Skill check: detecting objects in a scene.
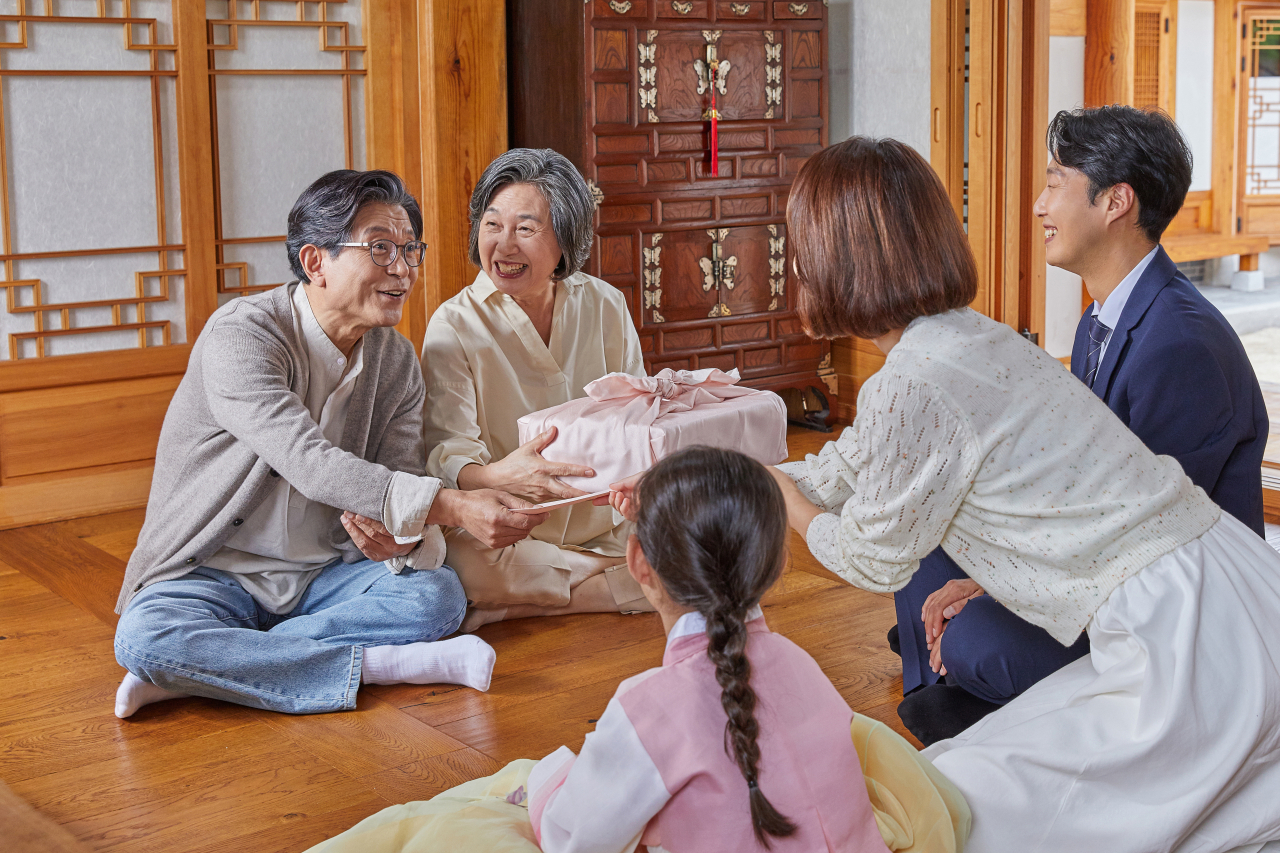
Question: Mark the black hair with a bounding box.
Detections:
[635,446,796,848]
[285,169,423,282]
[1046,105,1192,243]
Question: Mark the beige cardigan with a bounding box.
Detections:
[116,284,433,613]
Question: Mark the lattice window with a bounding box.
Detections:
[0,0,183,359]
[1133,10,1161,111]
[1246,18,1280,195]
[208,0,365,305]
[0,0,367,360]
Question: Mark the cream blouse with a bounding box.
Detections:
[422,270,645,556]
[780,308,1219,645]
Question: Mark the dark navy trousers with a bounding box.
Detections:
[894,548,1090,702]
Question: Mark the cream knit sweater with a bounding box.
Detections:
[781,308,1219,644]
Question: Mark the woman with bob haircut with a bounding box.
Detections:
[766,137,1280,852]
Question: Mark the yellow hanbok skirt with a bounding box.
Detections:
[306,713,970,853]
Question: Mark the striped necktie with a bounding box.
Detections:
[1084,314,1111,389]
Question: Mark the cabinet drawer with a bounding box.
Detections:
[718,1,765,19]
[772,0,821,18]
[594,0,648,18]
[658,0,710,18]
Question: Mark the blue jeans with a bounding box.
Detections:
[894,548,1089,702]
[114,559,467,714]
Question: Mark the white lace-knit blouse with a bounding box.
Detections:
[779,308,1219,644]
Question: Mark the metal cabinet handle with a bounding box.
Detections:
[788,2,809,14]
[609,0,633,13]
[731,2,751,14]
[672,0,693,13]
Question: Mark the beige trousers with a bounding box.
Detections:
[443,528,650,612]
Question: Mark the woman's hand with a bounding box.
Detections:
[921,578,985,647]
[341,512,418,563]
[456,427,594,503]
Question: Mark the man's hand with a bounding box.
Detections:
[921,577,985,646]
[930,623,948,675]
[341,512,417,563]
[427,488,548,549]
[456,427,594,503]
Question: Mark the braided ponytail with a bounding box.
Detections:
[635,447,797,848]
[705,607,798,847]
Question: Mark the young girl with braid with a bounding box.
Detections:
[523,446,964,853]
[308,446,968,853]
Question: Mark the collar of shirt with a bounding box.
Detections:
[470,270,585,385]
[666,605,766,651]
[292,283,364,416]
[1091,245,1159,328]
[470,269,585,302]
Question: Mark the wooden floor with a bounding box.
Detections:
[0,427,915,853]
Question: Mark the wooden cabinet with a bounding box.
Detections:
[507,0,836,427]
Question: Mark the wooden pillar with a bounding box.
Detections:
[931,0,1048,337]
[1085,0,1136,107]
[366,0,427,350]
[417,0,509,331]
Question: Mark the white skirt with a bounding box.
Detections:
[924,512,1280,853]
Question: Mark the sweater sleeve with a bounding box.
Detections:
[796,372,982,592]
[200,316,419,524]
[529,694,669,853]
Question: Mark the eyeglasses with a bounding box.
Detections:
[338,239,427,268]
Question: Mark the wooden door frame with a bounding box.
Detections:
[931,0,1049,342]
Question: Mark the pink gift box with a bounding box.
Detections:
[517,368,788,493]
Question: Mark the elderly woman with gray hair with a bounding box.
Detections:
[422,148,651,630]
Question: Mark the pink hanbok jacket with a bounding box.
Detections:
[527,610,891,853]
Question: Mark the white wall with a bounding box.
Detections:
[1044,36,1087,357]
[827,0,931,156]
[1177,0,1215,192]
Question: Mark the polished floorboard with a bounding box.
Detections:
[0,426,916,852]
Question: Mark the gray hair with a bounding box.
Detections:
[468,148,594,280]
[286,169,423,282]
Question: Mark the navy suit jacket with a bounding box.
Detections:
[1071,246,1268,535]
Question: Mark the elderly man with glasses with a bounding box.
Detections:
[111,169,546,718]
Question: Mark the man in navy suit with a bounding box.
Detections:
[894,105,1268,746]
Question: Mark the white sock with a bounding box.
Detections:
[114,672,188,719]
[362,635,496,692]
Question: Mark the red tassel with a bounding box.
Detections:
[709,73,719,176]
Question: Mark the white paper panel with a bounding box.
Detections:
[159,75,182,244]
[1248,78,1280,195]
[5,76,161,254]
[1176,1,1215,192]
[215,75,348,239]
[222,239,292,291]
[211,0,361,70]
[0,252,187,359]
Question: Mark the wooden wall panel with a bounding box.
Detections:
[832,337,886,423]
[0,376,180,483]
